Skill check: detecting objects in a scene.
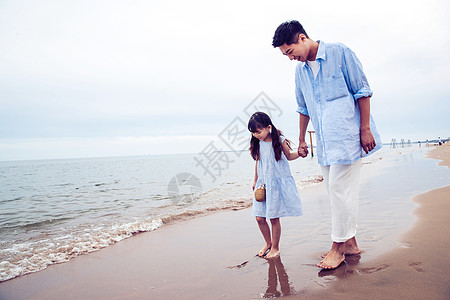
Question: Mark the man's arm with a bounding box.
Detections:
[358,96,376,154]
[298,113,310,157]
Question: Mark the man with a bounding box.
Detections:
[272,20,382,269]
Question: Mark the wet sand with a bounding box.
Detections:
[0,145,449,299]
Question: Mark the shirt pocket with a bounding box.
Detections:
[324,74,348,101]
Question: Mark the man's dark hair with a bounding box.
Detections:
[272,20,309,47]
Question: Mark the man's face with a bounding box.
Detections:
[278,34,309,62]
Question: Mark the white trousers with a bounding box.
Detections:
[320,159,361,243]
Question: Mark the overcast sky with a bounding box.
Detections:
[0,0,449,161]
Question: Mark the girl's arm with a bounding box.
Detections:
[252,161,258,191]
[282,140,300,161]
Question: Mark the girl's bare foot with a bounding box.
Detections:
[258,244,272,257]
[265,248,280,259]
[318,251,345,269]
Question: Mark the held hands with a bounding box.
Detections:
[297,141,309,158]
[361,128,376,154]
[252,180,256,191]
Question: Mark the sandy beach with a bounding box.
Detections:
[0,145,449,300]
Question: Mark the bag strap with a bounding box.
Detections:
[262,146,272,185]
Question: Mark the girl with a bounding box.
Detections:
[248,112,303,259]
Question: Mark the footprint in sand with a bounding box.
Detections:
[358,264,389,274]
[408,262,424,272]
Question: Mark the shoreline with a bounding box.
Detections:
[0,145,448,299]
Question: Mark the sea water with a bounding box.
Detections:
[0,145,417,281]
[0,148,325,281]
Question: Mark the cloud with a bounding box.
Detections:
[0,0,449,160]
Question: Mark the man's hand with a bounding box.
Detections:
[297,141,309,158]
[361,128,376,154]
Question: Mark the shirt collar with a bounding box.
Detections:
[301,40,326,68]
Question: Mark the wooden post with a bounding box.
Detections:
[308,130,315,157]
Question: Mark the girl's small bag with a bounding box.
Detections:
[254,149,271,202]
[254,184,266,202]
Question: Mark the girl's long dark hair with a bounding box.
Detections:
[248,112,289,161]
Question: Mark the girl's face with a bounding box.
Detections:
[252,125,272,142]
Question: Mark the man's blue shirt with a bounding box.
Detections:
[295,41,382,166]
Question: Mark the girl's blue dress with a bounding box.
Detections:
[252,137,303,219]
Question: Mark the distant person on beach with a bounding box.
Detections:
[248,112,303,259]
[438,137,442,145]
[272,20,382,269]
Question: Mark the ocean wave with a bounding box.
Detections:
[0,216,73,232]
[0,218,163,282]
[161,200,251,224]
[297,174,323,189]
